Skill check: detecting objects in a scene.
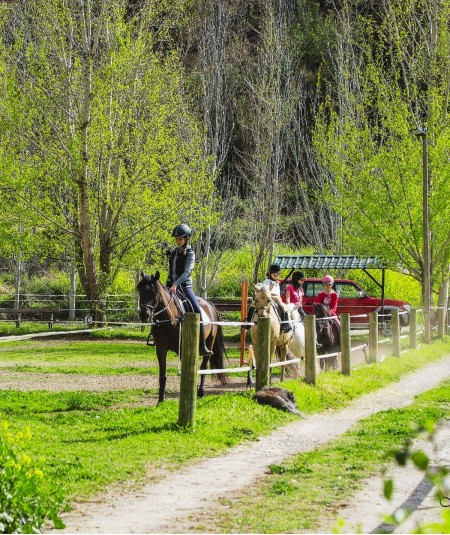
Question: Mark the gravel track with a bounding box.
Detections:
[41,354,450,534]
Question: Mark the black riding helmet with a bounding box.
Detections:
[171,223,192,238]
[268,264,281,275]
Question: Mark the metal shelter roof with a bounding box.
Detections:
[273,255,386,270]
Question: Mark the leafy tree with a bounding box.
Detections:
[314,0,450,338]
[0,0,214,322]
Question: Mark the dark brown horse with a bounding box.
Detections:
[137,271,226,402]
[314,303,341,371]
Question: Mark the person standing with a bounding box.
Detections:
[285,271,307,318]
[167,223,213,356]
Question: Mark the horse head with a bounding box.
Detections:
[314,302,331,318]
[253,283,272,317]
[137,271,162,322]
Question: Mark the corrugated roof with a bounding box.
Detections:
[274,255,385,270]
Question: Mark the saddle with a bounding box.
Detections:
[174,289,192,315]
[173,288,211,326]
[271,302,292,333]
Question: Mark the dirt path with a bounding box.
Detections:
[323,421,450,534]
[45,354,450,534]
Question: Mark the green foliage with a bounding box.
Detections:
[109,270,136,295]
[345,269,422,307]
[0,0,216,309]
[28,271,68,298]
[207,244,315,296]
[384,416,450,533]
[313,0,450,296]
[0,421,64,533]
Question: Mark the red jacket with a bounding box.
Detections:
[316,291,338,316]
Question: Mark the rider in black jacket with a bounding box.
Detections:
[167,224,213,356]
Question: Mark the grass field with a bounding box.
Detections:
[0,322,449,531]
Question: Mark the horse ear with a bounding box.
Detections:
[155,271,160,281]
[140,270,145,280]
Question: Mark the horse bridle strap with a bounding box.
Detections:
[255,305,270,317]
[143,291,177,322]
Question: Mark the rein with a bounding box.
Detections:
[142,290,178,323]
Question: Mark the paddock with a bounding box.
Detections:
[2,302,446,425]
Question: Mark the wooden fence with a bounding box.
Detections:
[177,307,448,429]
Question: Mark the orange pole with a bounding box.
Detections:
[240,280,249,366]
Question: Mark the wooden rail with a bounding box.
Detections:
[209,298,243,311]
[0,308,59,329]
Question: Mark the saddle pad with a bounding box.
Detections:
[200,307,211,326]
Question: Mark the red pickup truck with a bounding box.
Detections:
[283,278,411,328]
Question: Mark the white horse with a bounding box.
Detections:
[285,303,305,378]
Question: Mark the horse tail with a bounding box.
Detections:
[211,324,227,385]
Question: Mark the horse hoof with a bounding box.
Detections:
[197,389,205,398]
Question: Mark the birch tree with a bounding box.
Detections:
[0,0,213,322]
[238,0,299,281]
[314,0,450,339]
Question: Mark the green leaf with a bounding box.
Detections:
[411,450,429,471]
[384,478,394,500]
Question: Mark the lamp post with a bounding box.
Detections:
[414,127,431,343]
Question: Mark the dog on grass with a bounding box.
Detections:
[253,386,306,418]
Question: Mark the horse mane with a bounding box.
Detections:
[254,283,271,299]
[154,279,180,324]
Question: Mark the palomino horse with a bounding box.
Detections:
[250,284,293,374]
[314,302,341,371]
[137,272,226,402]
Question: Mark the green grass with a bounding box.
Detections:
[0,332,449,522]
[182,381,450,533]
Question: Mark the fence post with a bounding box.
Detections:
[69,265,77,321]
[409,308,417,349]
[178,313,199,429]
[255,316,271,391]
[240,280,249,366]
[304,314,317,385]
[437,307,445,339]
[340,313,351,375]
[392,309,401,357]
[368,312,378,363]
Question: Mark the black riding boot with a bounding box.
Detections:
[244,306,255,330]
[199,322,213,356]
[281,309,292,333]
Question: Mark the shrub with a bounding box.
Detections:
[0,421,64,533]
[27,271,69,308]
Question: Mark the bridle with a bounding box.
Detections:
[254,289,273,318]
[140,284,176,324]
[315,305,332,333]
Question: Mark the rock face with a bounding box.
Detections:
[252,386,306,418]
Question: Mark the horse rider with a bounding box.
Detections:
[316,274,340,329]
[284,270,307,318]
[166,223,213,356]
[261,264,292,333]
